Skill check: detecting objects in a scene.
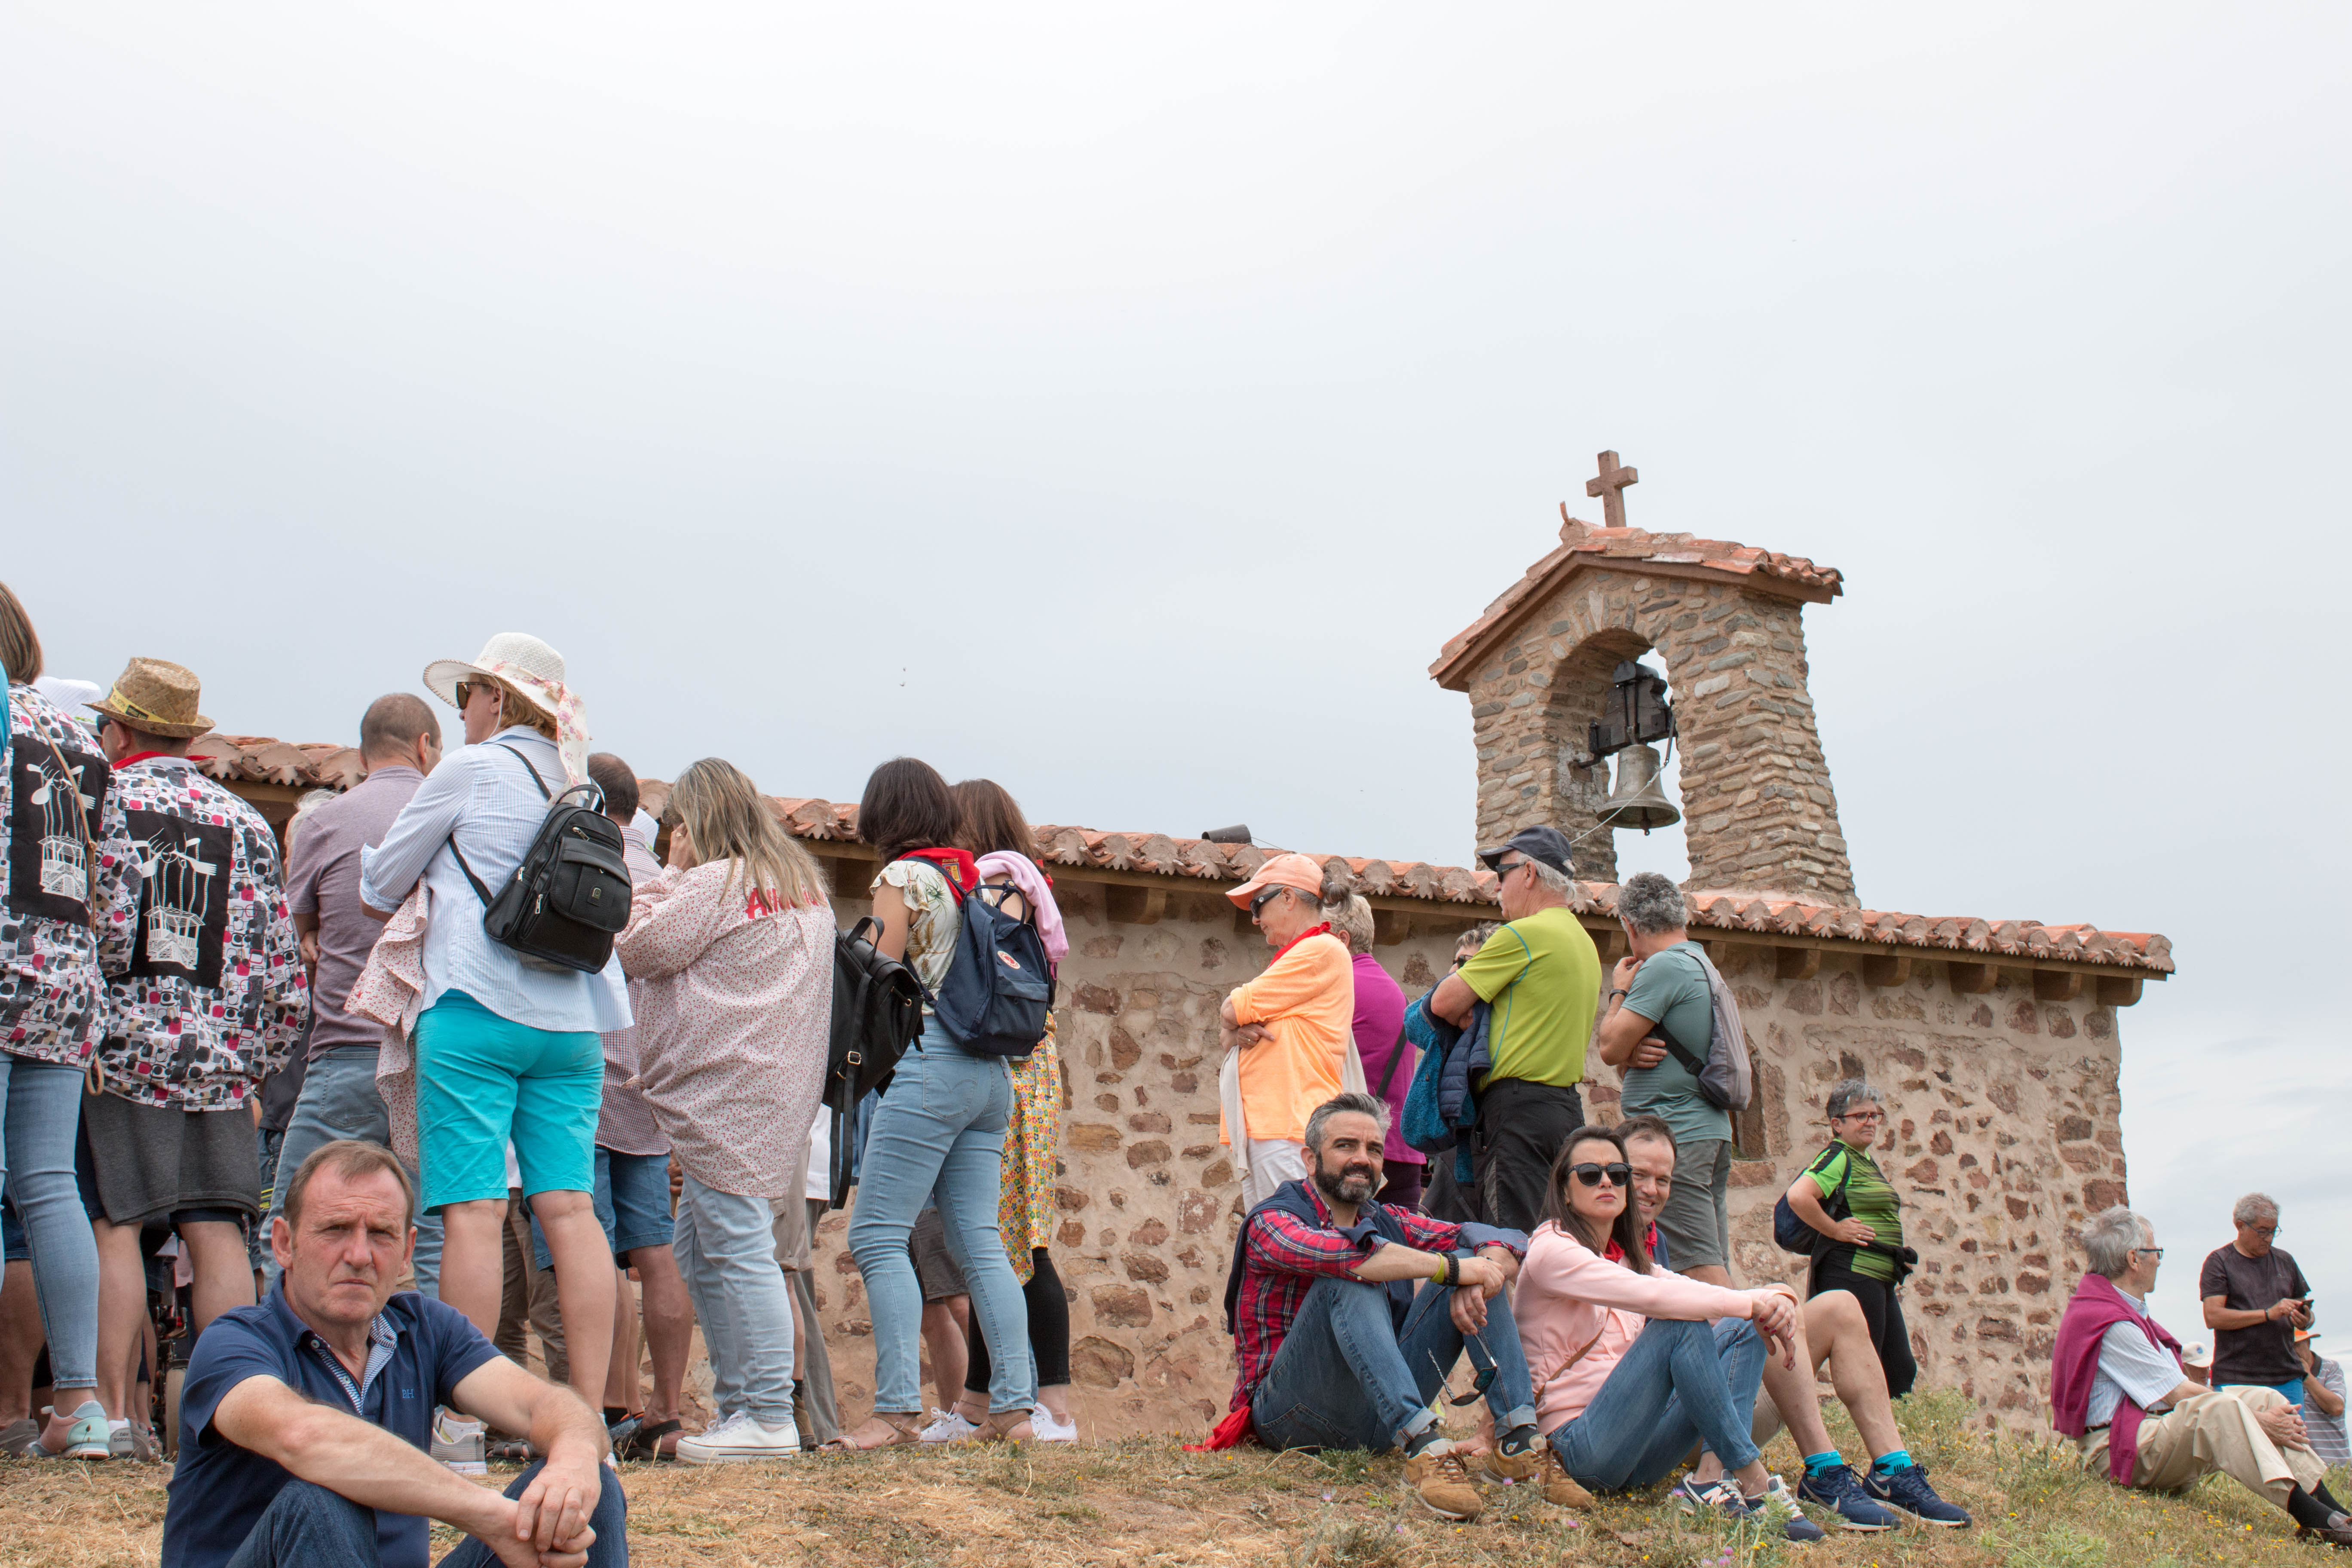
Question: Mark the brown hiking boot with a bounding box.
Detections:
[2296,1514,2352,1549]
[1477,1442,1592,1508]
[1404,1438,1485,1521]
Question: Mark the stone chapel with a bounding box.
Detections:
[207,462,2170,1433]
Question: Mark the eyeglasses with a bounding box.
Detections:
[2133,1247,2165,1261]
[2247,1224,2280,1238]
[1565,1162,1632,1188]
[1833,1109,1885,1124]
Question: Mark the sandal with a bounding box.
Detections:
[971,1409,1035,1444]
[821,1412,925,1452]
[612,1417,682,1464]
[486,1436,535,1464]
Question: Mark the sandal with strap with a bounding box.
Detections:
[972,1409,1035,1444]
[612,1416,682,1464]
[821,1412,925,1452]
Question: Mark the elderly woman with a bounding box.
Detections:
[618,757,833,1463]
[360,633,626,1411]
[1333,895,1420,1210]
[2053,1205,2352,1544]
[1784,1078,1916,1397]
[1217,852,1354,1208]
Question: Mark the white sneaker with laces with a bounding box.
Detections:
[918,1408,981,1444]
[677,1411,802,1464]
[1030,1408,1078,1442]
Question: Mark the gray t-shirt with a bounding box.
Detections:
[2309,1357,2350,1464]
[1619,941,1733,1148]
[284,765,423,1056]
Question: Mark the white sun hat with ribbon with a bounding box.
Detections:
[423,632,591,786]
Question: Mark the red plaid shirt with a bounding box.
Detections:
[1229,1183,1525,1410]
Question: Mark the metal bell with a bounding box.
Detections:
[1600,744,1680,833]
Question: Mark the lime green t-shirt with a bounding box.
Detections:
[1456,905,1601,1090]
[1807,1142,1904,1283]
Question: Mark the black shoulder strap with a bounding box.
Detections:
[444,741,551,907]
[1646,946,1712,1076]
[1375,1020,1412,1101]
[490,741,553,800]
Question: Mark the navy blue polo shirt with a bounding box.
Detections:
[162,1283,502,1568]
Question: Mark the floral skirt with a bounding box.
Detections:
[998,1024,1062,1281]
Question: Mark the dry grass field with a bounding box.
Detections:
[2,1394,2342,1567]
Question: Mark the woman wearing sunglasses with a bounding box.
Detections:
[1512,1126,1826,1541]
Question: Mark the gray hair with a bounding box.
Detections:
[285,788,338,855]
[1455,921,1499,956]
[2082,1204,2153,1279]
[1303,1092,1391,1153]
[1327,893,1375,956]
[1617,871,1687,935]
[1825,1078,1883,1121]
[2234,1193,2280,1227]
[1528,859,1575,900]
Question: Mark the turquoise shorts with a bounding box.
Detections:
[413,989,601,1212]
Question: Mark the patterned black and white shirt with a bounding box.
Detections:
[98,756,304,1110]
[1,685,137,1066]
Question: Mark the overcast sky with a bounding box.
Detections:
[6,5,2346,1341]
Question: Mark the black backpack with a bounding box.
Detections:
[448,742,631,974]
[921,868,1055,1059]
[821,916,927,1206]
[1773,1144,1853,1254]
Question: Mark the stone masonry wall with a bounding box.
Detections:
[805,883,2125,1436]
[1465,572,1856,902]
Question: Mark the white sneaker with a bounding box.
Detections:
[676,1411,802,1464]
[1030,1407,1078,1443]
[918,1408,981,1444]
[432,1410,488,1475]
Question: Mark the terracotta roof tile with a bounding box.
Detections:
[1431,514,1844,689]
[189,732,2170,974]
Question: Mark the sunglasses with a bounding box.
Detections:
[1249,886,1292,918]
[1566,1162,1632,1188]
[454,680,492,708]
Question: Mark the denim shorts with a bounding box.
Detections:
[413,989,600,1210]
[532,1147,677,1269]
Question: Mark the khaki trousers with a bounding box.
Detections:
[2086,1388,2326,1508]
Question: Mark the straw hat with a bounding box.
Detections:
[86,658,214,738]
[422,633,567,719]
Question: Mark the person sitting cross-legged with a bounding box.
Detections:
[159,1139,626,1568]
[1224,1092,1572,1522]
[2053,1204,2352,1549]
[1616,1114,1969,1532]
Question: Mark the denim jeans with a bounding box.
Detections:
[673,1174,796,1425]
[222,1460,629,1567]
[275,1046,442,1295]
[0,1055,99,1387]
[1549,1316,1765,1490]
[847,1044,1034,1415]
[1251,1274,1539,1452]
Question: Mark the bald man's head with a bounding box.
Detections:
[359,693,441,765]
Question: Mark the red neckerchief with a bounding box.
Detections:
[1269,922,1333,963]
[116,750,178,767]
[1603,1222,1661,1265]
[894,848,979,903]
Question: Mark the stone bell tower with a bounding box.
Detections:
[1428,453,1857,903]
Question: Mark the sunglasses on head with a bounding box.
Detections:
[1566,1162,1632,1188]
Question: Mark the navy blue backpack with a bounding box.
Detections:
[915,861,1055,1058]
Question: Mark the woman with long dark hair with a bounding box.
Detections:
[1512,1126,1824,1539]
[833,759,1035,1449]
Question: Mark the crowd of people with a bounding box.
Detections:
[0,580,2330,1559]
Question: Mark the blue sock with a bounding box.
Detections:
[1803,1451,1842,1478]
[1871,1449,1913,1476]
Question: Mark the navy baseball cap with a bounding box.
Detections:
[1476,825,1575,879]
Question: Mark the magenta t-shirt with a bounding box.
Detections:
[1350,952,1421,1165]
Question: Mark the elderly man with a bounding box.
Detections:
[1218,852,1352,1207]
[1224,1093,1559,1522]
[281,694,445,1294]
[1618,1115,1970,1531]
[1427,825,1600,1232]
[160,1139,626,1568]
[1594,872,1735,1286]
[2052,1205,2352,1547]
[2202,1193,2314,1408]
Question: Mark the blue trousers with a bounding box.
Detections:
[274,1046,442,1295]
[1549,1316,1766,1490]
[1250,1274,1539,1452]
[223,1459,628,1568]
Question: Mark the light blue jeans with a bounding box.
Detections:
[673,1175,795,1425]
[273,1046,441,1296]
[848,1044,1035,1415]
[0,1055,99,1387]
[1549,1316,1766,1491]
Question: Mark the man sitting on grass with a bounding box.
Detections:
[2053,1204,2352,1549]
[160,1140,627,1568]
[1222,1092,1567,1523]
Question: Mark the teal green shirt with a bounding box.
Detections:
[1807,1141,1904,1282]
[1618,942,1733,1148]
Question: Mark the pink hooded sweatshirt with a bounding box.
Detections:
[1516,1219,1765,1431]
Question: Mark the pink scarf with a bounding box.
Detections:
[976,849,1067,966]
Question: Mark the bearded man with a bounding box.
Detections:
[1218,1092,1553,1522]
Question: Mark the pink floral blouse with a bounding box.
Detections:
[615,861,833,1197]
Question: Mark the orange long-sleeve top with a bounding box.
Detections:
[1221,930,1353,1146]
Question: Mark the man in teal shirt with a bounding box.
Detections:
[1594,873,1735,1284]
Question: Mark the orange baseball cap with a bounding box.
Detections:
[1225,851,1326,910]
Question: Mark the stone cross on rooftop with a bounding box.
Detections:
[1585,449,1638,528]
